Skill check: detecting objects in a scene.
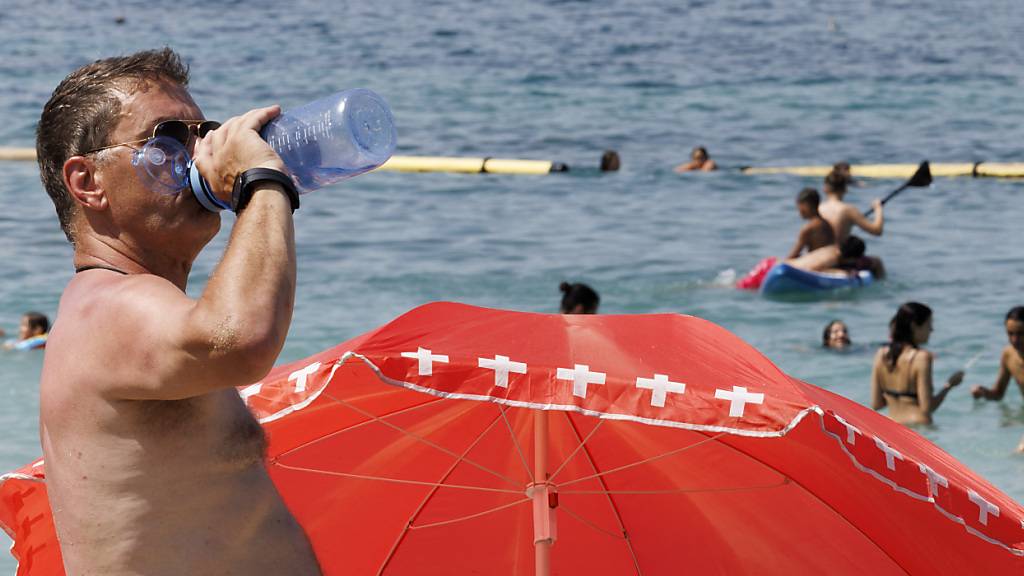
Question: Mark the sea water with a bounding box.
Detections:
[2,0,1024,570]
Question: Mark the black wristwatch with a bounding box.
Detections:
[231,168,300,214]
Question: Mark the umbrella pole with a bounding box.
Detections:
[534,410,551,576]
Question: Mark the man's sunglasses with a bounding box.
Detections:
[83,119,221,155]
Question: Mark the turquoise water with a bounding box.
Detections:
[3,0,1024,570]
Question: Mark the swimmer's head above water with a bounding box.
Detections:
[560,282,600,314]
[822,319,851,349]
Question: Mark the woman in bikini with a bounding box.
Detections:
[870,302,964,426]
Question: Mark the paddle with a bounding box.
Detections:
[864,160,931,217]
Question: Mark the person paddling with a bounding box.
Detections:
[819,170,883,244]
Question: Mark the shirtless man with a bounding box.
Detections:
[818,170,883,244]
[970,307,1024,402]
[36,49,320,574]
[674,146,717,172]
[786,187,835,259]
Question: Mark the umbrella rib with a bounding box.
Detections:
[561,412,644,576]
[271,462,523,494]
[559,503,627,540]
[376,410,517,576]
[498,404,535,483]
[323,392,524,489]
[406,498,532,531]
[690,431,915,576]
[558,480,790,495]
[548,418,604,482]
[275,395,448,460]
[557,431,729,488]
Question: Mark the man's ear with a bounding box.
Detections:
[63,155,108,211]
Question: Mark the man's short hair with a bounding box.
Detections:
[796,187,820,209]
[36,48,190,243]
[23,311,49,334]
[824,170,848,194]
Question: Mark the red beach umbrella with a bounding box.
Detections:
[3,302,1023,575]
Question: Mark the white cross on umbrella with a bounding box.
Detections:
[478,354,528,388]
[873,437,904,471]
[635,374,686,407]
[714,386,764,418]
[556,364,606,398]
[968,490,1000,526]
[401,347,449,376]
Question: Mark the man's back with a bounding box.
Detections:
[820,196,883,244]
[41,273,321,575]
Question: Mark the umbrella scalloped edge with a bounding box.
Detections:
[304,350,1024,558]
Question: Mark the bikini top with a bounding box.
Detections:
[882,348,919,400]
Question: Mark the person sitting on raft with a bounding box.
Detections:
[823,319,851,350]
[674,146,717,173]
[970,306,1024,402]
[2,311,49,350]
[786,187,835,259]
[785,235,886,279]
[870,302,964,426]
[560,282,600,314]
[819,170,883,244]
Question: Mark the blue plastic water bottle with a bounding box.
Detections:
[135,89,397,212]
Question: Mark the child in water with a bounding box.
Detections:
[2,311,49,350]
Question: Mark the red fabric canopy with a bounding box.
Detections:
[3,302,1022,574]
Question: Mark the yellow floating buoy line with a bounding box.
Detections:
[5,145,1024,178]
[0,147,35,161]
[0,148,570,175]
[741,162,1024,179]
[379,155,568,175]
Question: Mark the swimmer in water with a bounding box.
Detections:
[674,146,717,173]
[870,302,964,426]
[600,150,621,172]
[970,306,1024,403]
[823,319,851,350]
[560,282,600,314]
[2,311,49,350]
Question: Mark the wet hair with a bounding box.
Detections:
[559,282,600,314]
[839,235,865,259]
[37,48,190,243]
[600,150,620,172]
[23,311,49,334]
[692,146,709,159]
[833,161,851,175]
[886,302,932,370]
[796,187,820,209]
[822,319,848,348]
[1006,306,1024,323]
[824,170,848,194]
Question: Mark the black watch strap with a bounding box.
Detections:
[231,168,300,214]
